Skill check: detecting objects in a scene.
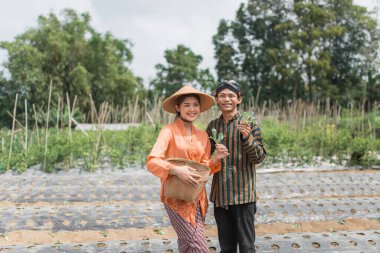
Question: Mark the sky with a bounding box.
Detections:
[0,0,377,86]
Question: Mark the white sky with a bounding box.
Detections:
[0,0,377,86]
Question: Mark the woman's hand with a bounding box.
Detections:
[170,165,201,187]
[212,144,229,164]
[237,123,251,139]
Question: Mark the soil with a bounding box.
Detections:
[1,168,378,251]
[1,218,378,245]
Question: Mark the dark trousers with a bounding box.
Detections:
[214,202,257,253]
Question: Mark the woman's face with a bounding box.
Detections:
[175,96,201,122]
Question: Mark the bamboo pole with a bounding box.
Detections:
[350,101,354,131]
[361,100,365,133]
[7,93,18,171]
[255,85,261,108]
[89,94,99,123]
[6,111,24,129]
[33,104,40,146]
[132,95,139,123]
[302,109,306,131]
[56,96,61,130]
[43,80,53,171]
[72,95,78,120]
[1,137,4,155]
[66,93,73,167]
[24,99,28,156]
[368,119,373,139]
[93,101,108,170]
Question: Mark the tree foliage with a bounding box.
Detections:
[150,44,215,97]
[213,0,380,104]
[0,9,142,114]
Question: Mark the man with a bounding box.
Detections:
[207,80,266,253]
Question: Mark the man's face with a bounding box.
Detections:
[215,88,242,113]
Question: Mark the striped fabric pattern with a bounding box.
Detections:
[164,203,209,253]
[207,112,266,208]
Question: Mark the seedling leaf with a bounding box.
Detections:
[241,111,256,124]
[209,128,224,144]
[217,133,224,142]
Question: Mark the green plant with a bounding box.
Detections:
[0,233,9,241]
[209,128,224,144]
[101,230,108,238]
[0,97,378,173]
[241,112,256,124]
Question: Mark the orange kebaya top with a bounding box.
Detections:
[146,118,221,226]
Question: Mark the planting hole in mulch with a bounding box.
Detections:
[349,240,358,246]
[292,243,300,248]
[271,244,280,250]
[368,239,376,245]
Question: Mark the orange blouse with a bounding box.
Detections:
[146,118,221,226]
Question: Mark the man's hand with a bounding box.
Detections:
[237,123,251,139]
[212,144,229,164]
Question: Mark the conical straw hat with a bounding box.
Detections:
[162,85,215,114]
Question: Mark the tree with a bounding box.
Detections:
[0,74,23,127]
[214,0,296,103]
[150,45,215,97]
[325,0,379,103]
[213,0,379,104]
[290,0,342,102]
[0,9,142,112]
[213,19,240,83]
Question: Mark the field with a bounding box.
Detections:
[0,99,379,252]
[0,165,379,252]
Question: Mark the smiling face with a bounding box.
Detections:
[215,88,242,113]
[175,95,201,122]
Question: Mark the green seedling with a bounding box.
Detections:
[291,223,301,229]
[154,228,165,235]
[0,233,9,241]
[241,112,256,124]
[210,128,224,144]
[101,230,108,237]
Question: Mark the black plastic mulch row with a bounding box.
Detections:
[1,170,378,189]
[0,230,378,253]
[0,198,378,233]
[1,181,379,203]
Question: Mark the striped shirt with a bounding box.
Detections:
[206,112,266,207]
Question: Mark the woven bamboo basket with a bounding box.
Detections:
[163,158,210,202]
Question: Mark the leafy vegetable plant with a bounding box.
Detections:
[210,128,224,144]
[241,112,256,124]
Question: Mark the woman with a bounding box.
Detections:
[147,85,229,253]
